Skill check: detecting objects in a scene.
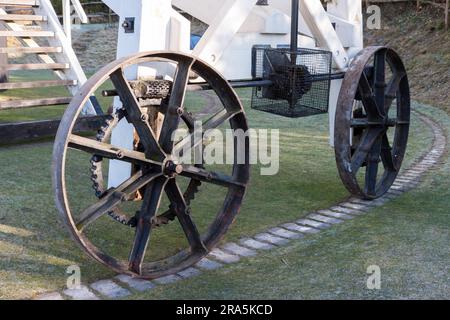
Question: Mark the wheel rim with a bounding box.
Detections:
[53,51,250,278]
[335,46,410,200]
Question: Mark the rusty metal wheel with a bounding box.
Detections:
[335,46,410,200]
[53,51,250,278]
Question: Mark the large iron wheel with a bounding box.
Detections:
[53,51,250,278]
[335,46,410,199]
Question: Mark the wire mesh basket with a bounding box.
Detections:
[251,47,333,118]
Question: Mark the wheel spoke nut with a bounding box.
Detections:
[164,160,183,177]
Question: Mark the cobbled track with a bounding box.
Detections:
[35,111,447,300]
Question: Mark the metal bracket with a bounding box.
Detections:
[122,17,135,33]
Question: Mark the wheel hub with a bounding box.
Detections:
[162,159,183,178]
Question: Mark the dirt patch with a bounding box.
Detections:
[364,2,450,114]
[72,26,118,73]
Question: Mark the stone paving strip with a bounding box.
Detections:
[208,248,241,264]
[268,227,304,239]
[307,213,344,225]
[195,258,223,270]
[254,233,290,246]
[280,223,320,234]
[239,238,275,250]
[296,218,331,229]
[90,279,131,299]
[177,267,202,279]
[317,210,354,220]
[35,112,447,300]
[222,243,258,257]
[62,285,99,300]
[115,274,155,292]
[153,274,182,285]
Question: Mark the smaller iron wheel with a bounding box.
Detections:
[335,46,410,199]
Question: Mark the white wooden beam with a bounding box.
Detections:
[299,0,348,70]
[193,0,258,66]
[327,0,363,49]
[71,0,88,24]
[62,0,71,43]
[172,0,222,25]
[37,0,95,114]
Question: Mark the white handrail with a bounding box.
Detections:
[62,0,88,43]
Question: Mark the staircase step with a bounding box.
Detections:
[0,63,69,71]
[0,0,39,6]
[0,14,47,21]
[0,30,54,37]
[0,46,62,54]
[0,97,72,110]
[0,79,77,90]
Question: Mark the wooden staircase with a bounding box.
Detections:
[0,0,97,114]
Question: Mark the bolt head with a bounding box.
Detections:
[141,114,149,122]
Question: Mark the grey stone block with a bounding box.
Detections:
[153,274,182,285]
[280,223,320,234]
[222,242,257,257]
[308,213,343,224]
[63,285,99,300]
[91,279,131,298]
[208,248,240,264]
[254,233,290,246]
[329,206,365,215]
[340,202,370,211]
[296,218,331,229]
[391,184,405,190]
[115,274,155,292]
[196,258,224,270]
[268,227,303,239]
[317,210,354,220]
[239,238,275,250]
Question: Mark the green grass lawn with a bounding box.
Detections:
[0,77,444,299]
[126,103,448,300]
[0,71,114,123]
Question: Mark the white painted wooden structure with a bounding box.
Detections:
[101,0,364,186]
[62,0,88,43]
[0,0,95,114]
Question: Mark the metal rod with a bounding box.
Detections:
[290,0,300,52]
[101,73,346,98]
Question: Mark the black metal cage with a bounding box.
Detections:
[251,47,333,118]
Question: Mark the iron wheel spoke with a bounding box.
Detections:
[172,109,242,156]
[159,58,196,154]
[110,68,165,161]
[76,171,162,231]
[358,72,383,121]
[380,133,396,171]
[180,165,245,189]
[364,137,382,196]
[165,179,207,253]
[373,50,386,116]
[181,112,196,132]
[68,134,159,166]
[350,127,384,174]
[385,71,406,111]
[129,176,168,274]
